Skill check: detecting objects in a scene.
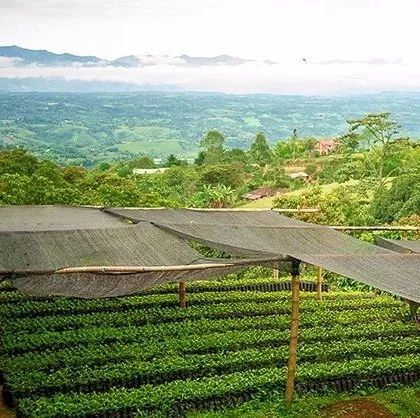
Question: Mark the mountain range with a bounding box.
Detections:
[0,45,278,92]
[0,45,263,68]
[0,46,414,94]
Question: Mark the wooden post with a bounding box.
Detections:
[273,262,280,280]
[178,281,186,308]
[316,266,323,301]
[407,300,419,323]
[285,259,301,407]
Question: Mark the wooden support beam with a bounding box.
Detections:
[316,266,323,301]
[285,259,301,407]
[178,281,186,308]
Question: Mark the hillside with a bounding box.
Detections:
[1,92,420,166]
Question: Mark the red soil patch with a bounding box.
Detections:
[322,399,396,418]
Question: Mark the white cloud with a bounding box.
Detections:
[0,56,23,67]
[1,0,420,93]
[0,57,419,94]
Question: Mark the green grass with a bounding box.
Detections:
[114,126,178,142]
[243,116,262,129]
[189,383,420,418]
[241,196,277,208]
[118,139,184,155]
[240,180,361,209]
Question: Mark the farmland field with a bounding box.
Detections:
[118,139,186,155]
[0,276,419,417]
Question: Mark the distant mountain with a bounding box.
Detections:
[177,54,253,66]
[0,45,260,68]
[111,54,184,67]
[111,55,142,67]
[0,45,106,67]
[0,46,273,92]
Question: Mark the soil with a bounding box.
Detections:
[322,399,396,418]
[0,386,13,418]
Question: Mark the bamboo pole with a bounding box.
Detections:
[0,256,290,276]
[108,207,321,213]
[316,266,323,301]
[190,208,320,213]
[330,226,420,231]
[285,259,301,407]
[178,281,186,308]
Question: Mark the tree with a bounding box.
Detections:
[34,161,65,186]
[371,173,420,223]
[97,162,111,172]
[274,138,306,162]
[128,156,155,169]
[304,137,317,158]
[0,149,39,176]
[200,130,225,164]
[249,132,273,166]
[338,113,406,184]
[166,154,182,167]
[194,151,206,166]
[199,163,245,189]
[62,166,87,184]
[291,128,298,160]
[262,165,290,188]
[224,148,248,164]
[191,184,235,208]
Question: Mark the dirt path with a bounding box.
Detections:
[322,399,396,418]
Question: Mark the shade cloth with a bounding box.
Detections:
[106,208,420,303]
[0,207,283,298]
[2,206,420,302]
[0,205,126,232]
[375,237,420,254]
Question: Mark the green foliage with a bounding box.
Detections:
[199,163,245,189]
[262,165,291,188]
[165,154,184,167]
[249,132,273,166]
[224,148,248,164]
[200,130,225,164]
[338,112,406,183]
[2,92,420,167]
[0,148,39,176]
[1,275,418,418]
[371,174,420,223]
[128,156,155,169]
[274,139,307,161]
[1,110,419,222]
[191,184,235,208]
[273,183,375,226]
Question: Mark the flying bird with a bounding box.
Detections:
[302,58,307,64]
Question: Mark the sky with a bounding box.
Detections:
[1,0,420,94]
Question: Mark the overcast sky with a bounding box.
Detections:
[1,0,419,61]
[1,0,420,93]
